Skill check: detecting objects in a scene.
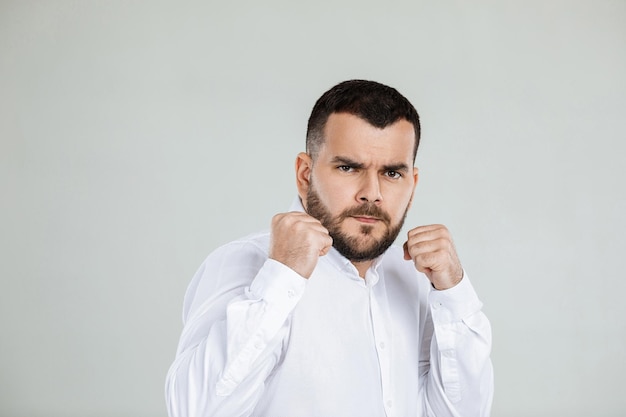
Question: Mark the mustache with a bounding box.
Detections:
[339,204,391,224]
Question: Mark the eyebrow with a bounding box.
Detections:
[331,156,365,169]
[330,156,410,173]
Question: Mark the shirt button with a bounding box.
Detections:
[254,341,264,350]
[386,400,393,408]
[432,302,442,310]
[379,342,386,350]
[287,290,295,298]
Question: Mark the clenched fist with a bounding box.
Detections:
[269,212,333,278]
[403,224,463,290]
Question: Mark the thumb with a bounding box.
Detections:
[403,241,411,260]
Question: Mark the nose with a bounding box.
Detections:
[358,172,383,204]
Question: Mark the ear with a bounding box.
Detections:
[407,166,419,210]
[295,152,313,206]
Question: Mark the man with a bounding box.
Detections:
[166,80,494,417]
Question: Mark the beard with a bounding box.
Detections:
[305,184,409,262]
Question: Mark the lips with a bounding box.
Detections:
[352,216,381,224]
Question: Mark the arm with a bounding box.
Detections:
[405,226,494,416]
[166,212,332,417]
[421,275,493,417]
[165,241,307,417]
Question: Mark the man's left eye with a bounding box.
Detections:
[386,171,401,179]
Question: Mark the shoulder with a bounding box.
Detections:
[182,230,272,321]
[214,230,271,257]
[198,230,272,275]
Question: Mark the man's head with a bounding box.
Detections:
[297,80,421,265]
[306,79,421,163]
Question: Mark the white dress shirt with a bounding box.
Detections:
[166,200,493,417]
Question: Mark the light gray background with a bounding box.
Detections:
[1,1,625,416]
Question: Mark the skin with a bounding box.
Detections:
[268,112,463,290]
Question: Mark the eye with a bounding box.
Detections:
[385,170,402,179]
[338,165,354,173]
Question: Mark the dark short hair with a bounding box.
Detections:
[306,80,421,161]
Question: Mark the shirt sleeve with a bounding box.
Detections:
[165,240,307,417]
[423,273,494,417]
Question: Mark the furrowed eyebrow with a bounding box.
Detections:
[382,163,410,173]
[330,156,365,169]
[330,156,410,173]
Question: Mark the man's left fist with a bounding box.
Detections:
[403,224,463,290]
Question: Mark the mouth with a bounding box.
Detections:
[351,216,381,224]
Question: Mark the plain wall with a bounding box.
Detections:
[1,1,625,416]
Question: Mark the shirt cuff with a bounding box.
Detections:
[428,272,483,325]
[248,258,308,306]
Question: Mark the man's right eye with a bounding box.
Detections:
[338,165,354,172]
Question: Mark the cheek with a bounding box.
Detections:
[316,179,352,208]
[387,189,414,218]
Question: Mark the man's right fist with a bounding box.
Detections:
[268,212,333,278]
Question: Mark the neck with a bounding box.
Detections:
[351,260,373,279]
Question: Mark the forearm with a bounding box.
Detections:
[165,315,288,417]
[424,275,494,417]
[166,254,307,417]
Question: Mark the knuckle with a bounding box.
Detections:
[434,237,448,247]
[272,212,293,227]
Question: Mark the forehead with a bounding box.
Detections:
[320,113,415,164]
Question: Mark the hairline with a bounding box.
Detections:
[307,111,419,163]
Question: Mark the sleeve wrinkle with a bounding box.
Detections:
[166,249,307,417]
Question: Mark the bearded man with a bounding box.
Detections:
[166,80,494,417]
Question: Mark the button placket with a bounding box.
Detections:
[369,286,393,416]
